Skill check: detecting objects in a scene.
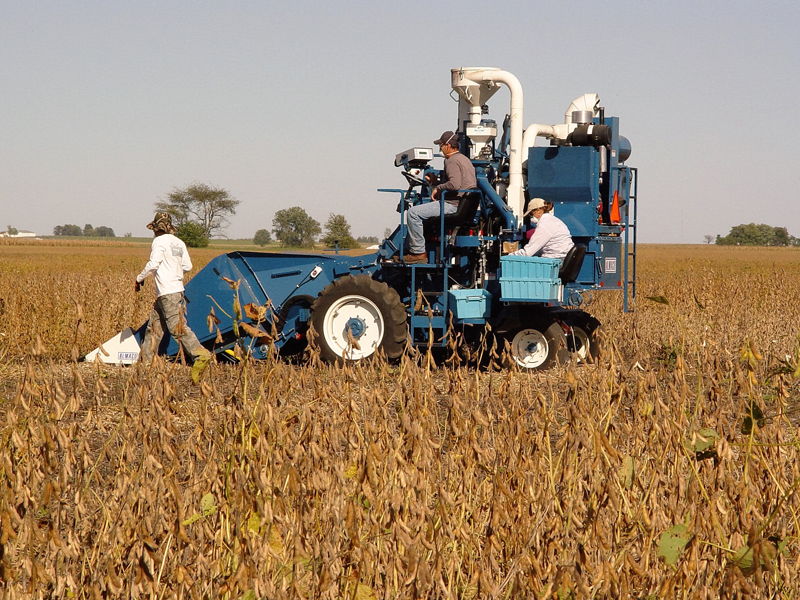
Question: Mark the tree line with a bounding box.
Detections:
[149,184,364,250]
[51,183,240,247]
[53,224,116,237]
[714,223,799,246]
[253,207,367,250]
[48,183,380,249]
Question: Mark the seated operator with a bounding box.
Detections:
[403,131,477,264]
[511,198,574,260]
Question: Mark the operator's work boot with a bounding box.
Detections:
[404,253,427,264]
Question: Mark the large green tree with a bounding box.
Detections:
[774,227,791,246]
[272,207,320,248]
[156,183,240,238]
[53,224,83,236]
[175,222,209,248]
[81,224,115,237]
[94,226,115,237]
[321,213,360,249]
[253,229,272,247]
[716,223,793,246]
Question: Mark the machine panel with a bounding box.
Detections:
[527,146,600,237]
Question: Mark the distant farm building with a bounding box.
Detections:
[0,230,37,238]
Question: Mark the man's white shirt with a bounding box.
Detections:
[136,234,192,297]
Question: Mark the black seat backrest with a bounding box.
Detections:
[426,192,481,229]
[559,244,586,283]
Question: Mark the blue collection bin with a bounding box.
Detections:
[448,288,492,319]
[499,256,562,301]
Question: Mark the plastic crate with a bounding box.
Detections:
[500,255,560,279]
[500,255,562,301]
[448,288,492,319]
[500,279,561,302]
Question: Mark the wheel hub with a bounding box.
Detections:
[526,340,542,354]
[346,316,366,338]
[322,295,385,360]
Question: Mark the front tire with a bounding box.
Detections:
[505,321,567,370]
[311,274,407,363]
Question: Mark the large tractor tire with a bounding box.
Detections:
[504,319,568,371]
[564,312,602,363]
[311,274,407,364]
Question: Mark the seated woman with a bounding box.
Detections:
[511,198,574,260]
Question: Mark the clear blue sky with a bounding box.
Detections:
[2,0,798,243]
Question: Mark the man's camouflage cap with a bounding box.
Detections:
[146,212,177,233]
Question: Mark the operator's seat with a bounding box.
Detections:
[559,244,586,283]
[424,192,481,233]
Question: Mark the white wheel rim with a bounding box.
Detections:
[569,326,591,362]
[322,295,384,360]
[510,328,549,369]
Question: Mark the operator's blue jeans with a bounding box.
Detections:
[406,201,458,254]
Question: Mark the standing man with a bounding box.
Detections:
[404,130,477,264]
[135,212,211,374]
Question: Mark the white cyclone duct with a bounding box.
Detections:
[565,93,599,124]
[521,94,600,164]
[521,124,556,161]
[451,68,525,221]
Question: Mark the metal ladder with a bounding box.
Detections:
[623,167,638,313]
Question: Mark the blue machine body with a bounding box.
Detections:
[369,112,637,348]
[137,92,637,365]
[527,117,637,307]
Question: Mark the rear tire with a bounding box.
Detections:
[564,313,602,363]
[311,274,407,364]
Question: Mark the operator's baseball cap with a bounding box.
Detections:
[146,212,177,233]
[434,131,459,147]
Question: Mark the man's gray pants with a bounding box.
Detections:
[139,292,210,363]
[406,200,458,254]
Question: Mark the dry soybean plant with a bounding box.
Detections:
[0,243,799,598]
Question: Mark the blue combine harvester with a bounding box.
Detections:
[86,67,637,370]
